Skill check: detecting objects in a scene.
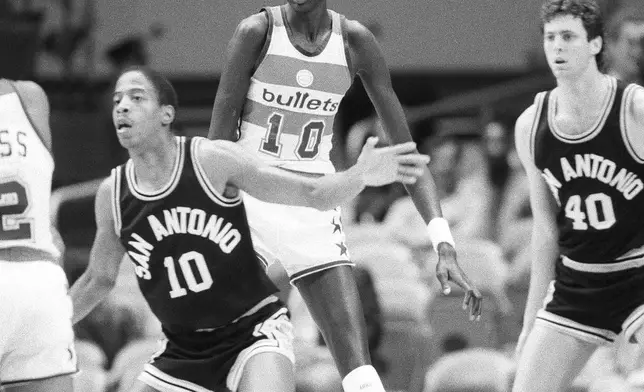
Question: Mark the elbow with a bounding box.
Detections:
[85,269,118,292]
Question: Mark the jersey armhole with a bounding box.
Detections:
[254,8,274,71]
[620,83,644,163]
[528,91,547,162]
[111,167,123,237]
[8,80,54,157]
[191,138,242,207]
[338,14,354,80]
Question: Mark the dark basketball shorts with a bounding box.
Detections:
[535,255,644,345]
[138,299,294,392]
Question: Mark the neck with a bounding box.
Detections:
[284,3,329,41]
[129,135,178,187]
[555,66,607,106]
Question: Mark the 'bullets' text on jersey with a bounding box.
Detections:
[237,5,352,174]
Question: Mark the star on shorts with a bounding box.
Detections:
[331,217,342,234]
[336,242,348,256]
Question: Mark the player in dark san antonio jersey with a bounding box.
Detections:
[68,66,429,392]
[513,1,644,392]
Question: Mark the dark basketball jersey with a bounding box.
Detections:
[111,136,278,331]
[531,77,644,263]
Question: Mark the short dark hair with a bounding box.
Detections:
[540,0,605,69]
[117,65,178,109]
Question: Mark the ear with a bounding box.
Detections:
[589,35,603,56]
[161,105,175,126]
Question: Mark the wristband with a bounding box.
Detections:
[427,217,455,252]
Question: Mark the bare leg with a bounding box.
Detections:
[237,352,295,392]
[294,265,371,378]
[512,323,598,392]
[4,374,73,392]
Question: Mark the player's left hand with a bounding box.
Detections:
[435,242,483,321]
[356,137,430,186]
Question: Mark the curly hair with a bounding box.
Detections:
[540,0,605,70]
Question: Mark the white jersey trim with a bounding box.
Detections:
[535,309,616,345]
[266,6,349,67]
[529,91,547,161]
[225,307,294,392]
[140,364,212,392]
[547,76,616,144]
[561,244,644,273]
[111,167,122,237]
[623,304,644,343]
[126,137,185,201]
[621,83,644,164]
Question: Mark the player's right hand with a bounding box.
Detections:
[356,137,430,186]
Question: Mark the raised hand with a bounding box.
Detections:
[356,137,430,187]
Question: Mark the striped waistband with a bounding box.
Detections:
[194,295,280,332]
[562,245,644,273]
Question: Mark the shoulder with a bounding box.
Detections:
[196,138,242,161]
[343,17,376,47]
[622,84,644,160]
[628,83,644,117]
[235,11,270,41]
[195,138,252,174]
[95,176,115,215]
[514,101,541,162]
[13,80,49,110]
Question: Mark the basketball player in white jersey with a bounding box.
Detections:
[208,1,483,391]
[513,1,644,391]
[0,79,76,391]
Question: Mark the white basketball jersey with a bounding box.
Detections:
[237,6,352,174]
[0,83,59,258]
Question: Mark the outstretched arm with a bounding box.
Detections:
[197,138,428,211]
[69,177,126,324]
[208,13,268,141]
[347,20,482,317]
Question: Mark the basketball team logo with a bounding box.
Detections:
[296,69,314,87]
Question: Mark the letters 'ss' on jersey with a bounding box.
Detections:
[112,137,278,331]
[531,78,644,264]
[237,5,353,174]
[0,79,59,259]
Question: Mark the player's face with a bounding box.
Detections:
[286,0,325,13]
[543,15,602,78]
[112,71,165,149]
[610,21,644,77]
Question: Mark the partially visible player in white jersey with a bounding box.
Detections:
[0,78,76,392]
[208,1,483,391]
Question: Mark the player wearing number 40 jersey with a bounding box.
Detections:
[513,1,644,391]
[208,2,482,391]
[69,66,429,392]
[0,79,76,392]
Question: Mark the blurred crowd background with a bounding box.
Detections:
[3,0,644,391]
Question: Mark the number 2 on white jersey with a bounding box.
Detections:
[564,192,616,230]
[164,251,213,298]
[0,180,33,241]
